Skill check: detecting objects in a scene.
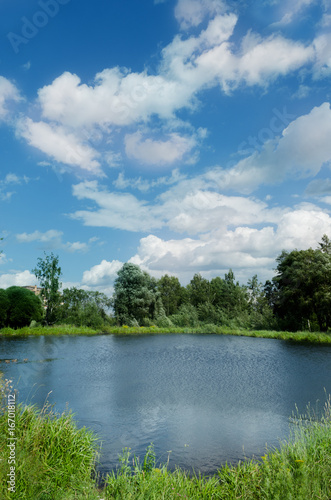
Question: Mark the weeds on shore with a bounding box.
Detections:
[1,323,331,344]
[0,375,100,499]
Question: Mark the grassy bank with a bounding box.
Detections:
[1,323,331,344]
[0,375,331,499]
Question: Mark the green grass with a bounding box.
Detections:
[0,377,101,499]
[1,323,331,344]
[1,374,331,499]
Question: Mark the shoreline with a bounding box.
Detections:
[1,324,331,344]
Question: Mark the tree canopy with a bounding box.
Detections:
[32,252,62,325]
[273,244,331,331]
[1,234,330,333]
[4,287,43,328]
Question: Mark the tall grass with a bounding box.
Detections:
[1,323,331,344]
[0,376,100,499]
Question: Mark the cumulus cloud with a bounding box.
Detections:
[17,118,102,175]
[34,14,314,133]
[8,7,320,174]
[129,206,331,283]
[205,102,331,194]
[71,176,287,236]
[0,270,37,288]
[125,132,196,165]
[71,181,164,232]
[82,259,123,286]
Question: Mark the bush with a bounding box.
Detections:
[5,287,43,329]
[170,304,199,327]
[156,315,174,328]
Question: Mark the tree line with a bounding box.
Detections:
[0,235,330,332]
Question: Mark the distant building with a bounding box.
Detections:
[21,285,42,296]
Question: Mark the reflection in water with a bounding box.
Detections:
[1,334,331,475]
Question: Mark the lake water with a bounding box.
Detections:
[1,333,331,476]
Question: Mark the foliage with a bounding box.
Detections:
[210,272,249,320]
[273,246,331,331]
[170,303,200,327]
[4,287,43,329]
[0,289,9,328]
[157,274,186,316]
[59,287,112,329]
[32,252,62,325]
[113,263,160,325]
[187,273,212,307]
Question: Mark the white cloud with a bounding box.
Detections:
[174,0,226,29]
[16,230,94,253]
[71,181,164,232]
[37,70,186,128]
[71,176,287,237]
[16,230,63,244]
[272,0,317,26]
[113,169,185,192]
[125,131,196,165]
[313,33,331,78]
[82,259,123,286]
[8,9,319,175]
[0,77,21,120]
[17,118,102,175]
[195,31,314,92]
[64,241,89,253]
[206,102,331,194]
[34,14,314,136]
[129,206,331,283]
[0,173,30,201]
[0,270,37,289]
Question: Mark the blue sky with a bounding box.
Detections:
[1,0,331,294]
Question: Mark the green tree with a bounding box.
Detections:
[157,275,185,316]
[113,263,157,325]
[319,234,331,255]
[273,247,331,331]
[32,253,62,325]
[210,271,249,322]
[187,273,211,307]
[246,275,276,329]
[170,303,199,327]
[59,287,112,328]
[6,287,43,328]
[0,289,9,328]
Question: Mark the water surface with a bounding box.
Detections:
[1,334,331,475]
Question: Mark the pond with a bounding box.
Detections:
[1,333,331,476]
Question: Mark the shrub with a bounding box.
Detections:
[5,287,43,329]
